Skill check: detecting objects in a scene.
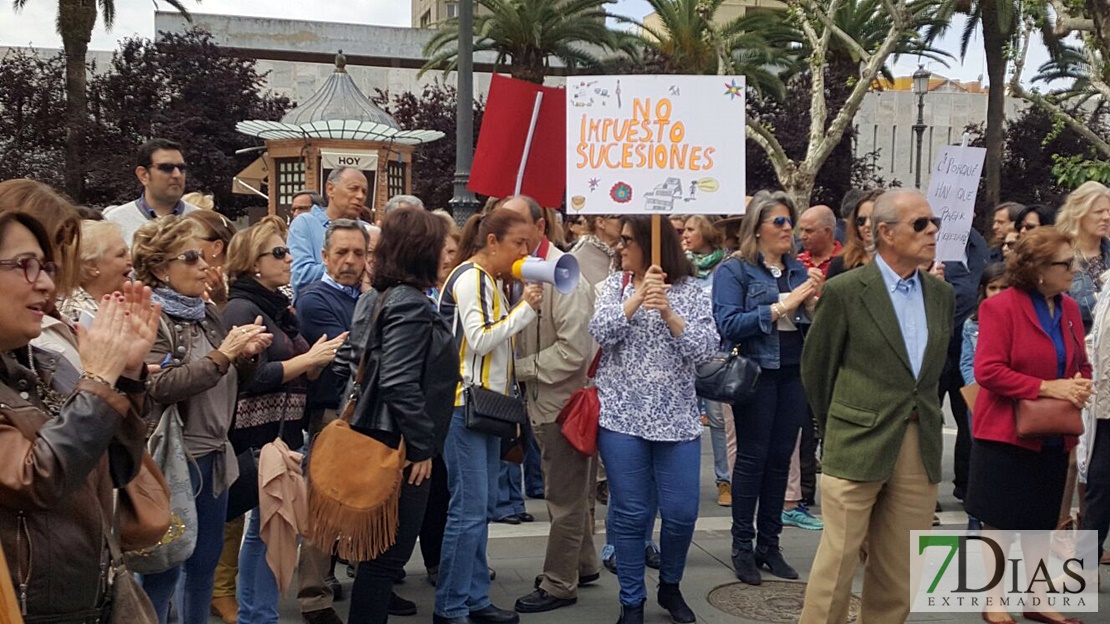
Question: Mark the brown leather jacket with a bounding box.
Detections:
[0,348,146,621]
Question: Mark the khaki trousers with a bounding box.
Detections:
[799,423,937,624]
[533,422,600,599]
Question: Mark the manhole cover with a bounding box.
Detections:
[706,581,861,623]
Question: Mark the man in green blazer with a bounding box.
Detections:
[799,189,954,624]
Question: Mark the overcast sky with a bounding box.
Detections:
[0,0,1052,87]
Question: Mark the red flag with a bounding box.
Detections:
[469,74,566,207]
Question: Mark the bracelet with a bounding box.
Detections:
[771,303,782,320]
[80,371,113,388]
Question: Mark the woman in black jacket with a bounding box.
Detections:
[346,207,460,624]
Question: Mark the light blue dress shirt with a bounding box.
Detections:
[288,204,330,300]
[874,253,928,379]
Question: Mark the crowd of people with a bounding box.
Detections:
[0,136,1108,624]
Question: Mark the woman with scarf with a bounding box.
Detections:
[133,215,272,624]
[683,215,732,506]
[221,216,348,623]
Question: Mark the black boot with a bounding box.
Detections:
[657,583,696,624]
[616,601,645,624]
[731,549,761,585]
[754,546,799,580]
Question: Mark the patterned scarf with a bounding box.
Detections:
[576,235,620,272]
[687,248,725,279]
[152,286,206,321]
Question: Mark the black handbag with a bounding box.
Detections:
[695,347,761,405]
[464,385,527,439]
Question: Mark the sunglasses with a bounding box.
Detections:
[0,256,57,284]
[170,249,205,265]
[258,246,290,260]
[150,163,187,174]
[906,216,942,232]
[855,215,872,228]
[769,216,793,228]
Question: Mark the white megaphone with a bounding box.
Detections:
[511,255,581,295]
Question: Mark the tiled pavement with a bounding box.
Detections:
[253,425,1108,624]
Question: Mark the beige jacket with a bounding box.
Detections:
[515,244,596,426]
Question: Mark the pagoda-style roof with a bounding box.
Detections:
[237,51,443,145]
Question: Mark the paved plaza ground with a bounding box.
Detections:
[264,422,1110,624]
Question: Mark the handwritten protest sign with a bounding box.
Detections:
[927,145,986,263]
[566,75,746,215]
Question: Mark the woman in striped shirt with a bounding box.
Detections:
[434,208,542,624]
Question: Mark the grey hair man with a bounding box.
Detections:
[500,195,600,614]
[291,190,326,221]
[288,166,369,298]
[384,194,424,214]
[800,189,953,624]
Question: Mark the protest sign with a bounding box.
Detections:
[566,75,746,216]
[926,145,986,263]
[469,74,566,207]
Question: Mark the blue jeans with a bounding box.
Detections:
[494,460,525,520]
[597,427,700,607]
[704,399,731,484]
[142,452,230,624]
[434,408,499,618]
[731,367,805,552]
[523,424,545,498]
[237,506,280,623]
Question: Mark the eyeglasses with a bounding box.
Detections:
[0,256,56,284]
[906,216,943,232]
[769,216,793,228]
[618,235,635,247]
[169,249,205,265]
[150,163,187,174]
[258,246,290,260]
[1050,259,1077,270]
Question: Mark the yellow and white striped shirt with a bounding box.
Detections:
[439,262,538,406]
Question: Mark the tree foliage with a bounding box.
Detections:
[0,48,68,189]
[372,82,485,210]
[422,0,617,84]
[0,29,291,215]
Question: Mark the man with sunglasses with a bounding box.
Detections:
[800,189,955,624]
[288,166,369,300]
[104,138,198,247]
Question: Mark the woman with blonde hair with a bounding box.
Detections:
[186,209,238,308]
[827,189,883,279]
[183,192,216,211]
[134,215,272,624]
[222,216,347,623]
[58,220,132,323]
[1055,181,1110,333]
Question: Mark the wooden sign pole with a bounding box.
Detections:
[651,214,662,267]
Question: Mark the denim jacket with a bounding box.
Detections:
[959,317,978,386]
[712,254,811,370]
[1070,237,1110,333]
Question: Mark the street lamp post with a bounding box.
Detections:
[449,0,480,227]
[912,65,930,189]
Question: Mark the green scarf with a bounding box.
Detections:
[687,248,725,279]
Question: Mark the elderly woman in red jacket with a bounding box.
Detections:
[969,227,1092,624]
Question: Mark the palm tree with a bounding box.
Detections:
[927,0,1024,208]
[11,0,192,201]
[422,0,617,84]
[611,0,792,98]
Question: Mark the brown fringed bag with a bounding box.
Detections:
[305,289,406,561]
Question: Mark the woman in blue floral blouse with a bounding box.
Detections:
[590,215,718,624]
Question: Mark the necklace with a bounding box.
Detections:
[26,346,66,418]
[768,265,782,278]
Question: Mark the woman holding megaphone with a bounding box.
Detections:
[434,208,541,624]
